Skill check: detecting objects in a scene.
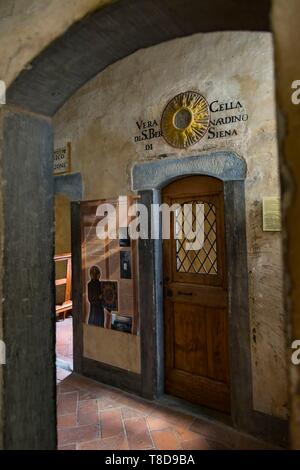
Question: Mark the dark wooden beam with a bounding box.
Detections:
[2,109,56,450]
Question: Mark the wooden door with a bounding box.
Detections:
[163,176,230,413]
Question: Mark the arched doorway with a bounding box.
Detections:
[132,151,271,438]
[2,0,287,450]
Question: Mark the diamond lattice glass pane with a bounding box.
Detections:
[175,201,218,274]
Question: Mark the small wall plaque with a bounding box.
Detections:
[54,142,71,175]
[263,197,281,232]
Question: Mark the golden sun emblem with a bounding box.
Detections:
[161,91,210,148]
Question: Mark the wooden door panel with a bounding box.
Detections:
[164,297,174,371]
[163,176,230,413]
[173,302,207,376]
[206,307,229,383]
[166,283,227,308]
[165,369,230,413]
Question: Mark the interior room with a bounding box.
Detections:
[52,28,286,449]
[0,0,300,452]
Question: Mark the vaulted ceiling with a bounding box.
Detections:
[7,0,271,116]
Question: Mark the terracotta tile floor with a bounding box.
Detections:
[56,318,277,450]
[57,373,277,450]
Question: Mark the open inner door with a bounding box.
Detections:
[163,175,230,413]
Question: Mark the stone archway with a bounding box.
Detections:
[0,0,275,450]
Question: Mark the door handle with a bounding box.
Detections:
[178,291,193,296]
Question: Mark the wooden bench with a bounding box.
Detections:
[55,253,72,320]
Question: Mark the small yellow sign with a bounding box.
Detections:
[263,197,281,232]
[54,142,71,175]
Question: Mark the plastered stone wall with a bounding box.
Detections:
[54,31,287,419]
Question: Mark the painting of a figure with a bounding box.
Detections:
[87,265,104,327]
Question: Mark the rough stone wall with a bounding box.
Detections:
[272,0,300,449]
[53,31,287,419]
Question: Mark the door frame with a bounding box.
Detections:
[132,151,285,442]
[162,175,231,413]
